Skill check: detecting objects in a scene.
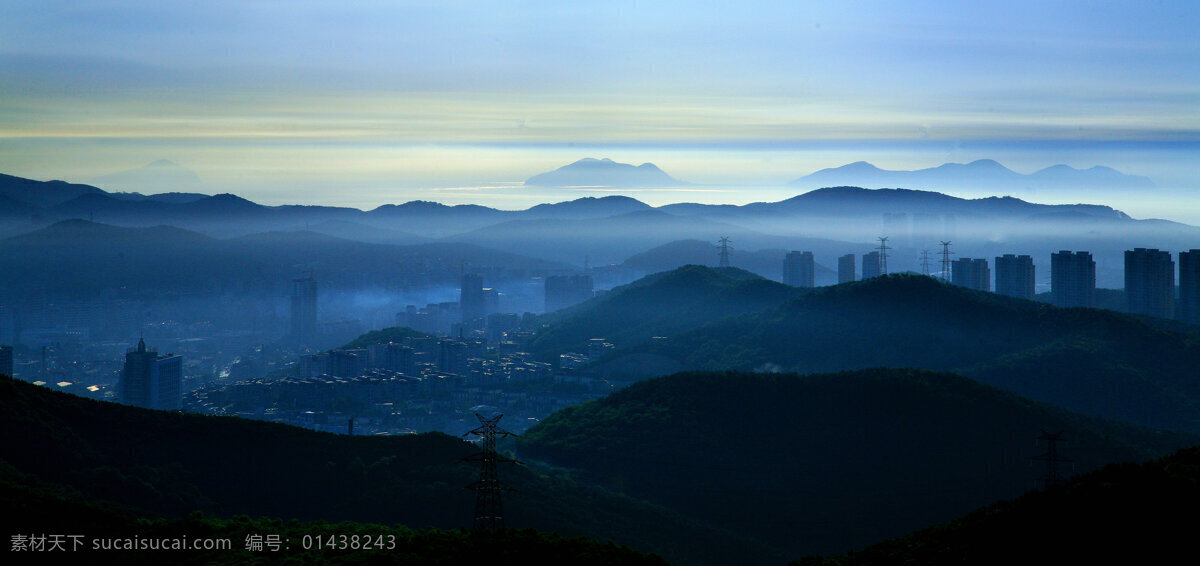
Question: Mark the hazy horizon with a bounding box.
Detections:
[2,2,1197,219]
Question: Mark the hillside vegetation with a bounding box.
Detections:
[0,376,778,566]
[517,368,1196,558]
[581,272,1200,433]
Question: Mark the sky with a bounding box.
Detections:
[1,1,1197,218]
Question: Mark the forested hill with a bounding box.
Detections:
[622,274,1200,433]
[527,264,805,360]
[0,375,778,566]
[809,444,1200,565]
[517,368,1197,559]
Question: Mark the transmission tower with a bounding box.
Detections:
[1032,430,1072,490]
[877,236,891,275]
[463,412,517,530]
[717,237,732,268]
[920,250,932,276]
[939,241,954,282]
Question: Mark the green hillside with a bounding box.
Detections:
[622,274,1200,433]
[0,376,778,566]
[528,264,805,361]
[517,368,1197,559]
[809,444,1200,565]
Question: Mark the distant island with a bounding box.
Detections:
[524,158,687,187]
[791,159,1155,191]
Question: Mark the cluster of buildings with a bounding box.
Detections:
[295,335,551,384]
[782,247,1200,323]
[189,323,615,435]
[184,271,611,435]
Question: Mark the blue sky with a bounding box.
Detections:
[1,1,1197,216]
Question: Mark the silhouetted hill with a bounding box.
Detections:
[0,375,778,566]
[620,239,838,283]
[0,221,567,296]
[626,274,1200,433]
[0,220,236,293]
[4,169,1197,287]
[757,185,1128,219]
[791,159,1154,192]
[0,476,670,566]
[523,195,653,218]
[526,265,805,367]
[0,193,38,219]
[812,444,1200,565]
[525,158,685,187]
[0,173,108,208]
[517,368,1195,559]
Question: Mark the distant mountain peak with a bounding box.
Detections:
[525,158,687,187]
[792,159,1153,191]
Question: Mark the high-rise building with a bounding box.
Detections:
[545,274,594,312]
[1125,248,1174,319]
[460,273,485,322]
[862,251,882,279]
[995,254,1035,300]
[783,251,815,287]
[290,276,317,343]
[0,345,12,378]
[838,254,856,283]
[1180,250,1200,325]
[951,258,990,291]
[1051,251,1096,308]
[121,338,182,411]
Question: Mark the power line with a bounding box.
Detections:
[717,237,732,268]
[463,412,518,530]
[877,237,891,275]
[939,241,954,282]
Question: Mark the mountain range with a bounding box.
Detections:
[3,167,1198,287]
[0,219,566,296]
[792,159,1155,191]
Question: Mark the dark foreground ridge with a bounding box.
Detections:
[806,444,1200,565]
[0,375,777,566]
[518,368,1196,558]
